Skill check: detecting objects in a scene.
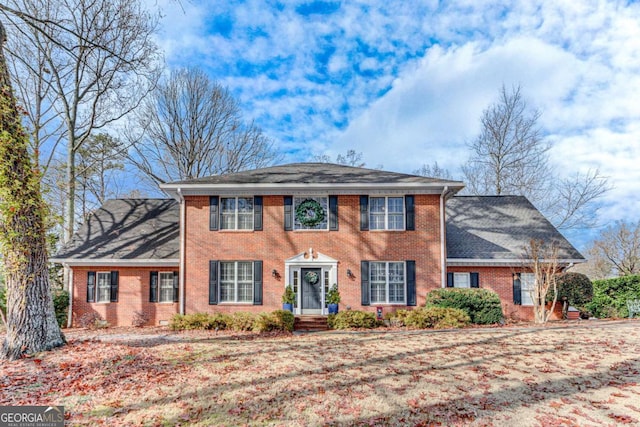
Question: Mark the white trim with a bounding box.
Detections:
[67,266,73,328]
[50,258,180,267]
[285,250,338,315]
[161,182,465,199]
[446,258,585,267]
[178,187,186,315]
[440,186,448,288]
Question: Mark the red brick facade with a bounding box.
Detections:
[71,267,179,327]
[184,194,443,316]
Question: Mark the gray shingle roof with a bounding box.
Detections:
[446,196,584,262]
[53,199,179,263]
[164,162,464,186]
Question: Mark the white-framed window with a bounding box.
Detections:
[293,196,329,230]
[220,261,253,303]
[96,272,111,303]
[370,197,404,230]
[159,272,175,303]
[521,273,535,306]
[453,273,470,288]
[220,197,254,230]
[370,261,405,304]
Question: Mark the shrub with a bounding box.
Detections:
[0,286,6,323]
[385,309,411,327]
[53,290,70,328]
[549,273,593,307]
[169,313,229,330]
[405,306,470,329]
[328,310,381,329]
[424,288,503,324]
[253,310,295,332]
[587,275,640,318]
[132,310,151,327]
[78,312,108,329]
[227,312,257,331]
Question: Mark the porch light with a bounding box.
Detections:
[347,268,354,279]
[272,269,280,279]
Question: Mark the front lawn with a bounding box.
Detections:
[1,321,639,425]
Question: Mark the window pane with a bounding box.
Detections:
[370,262,386,303]
[387,197,403,213]
[454,273,470,288]
[220,262,235,302]
[97,272,111,303]
[521,273,535,306]
[389,263,405,303]
[220,198,236,230]
[237,262,253,302]
[369,198,385,230]
[159,272,174,302]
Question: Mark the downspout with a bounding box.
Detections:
[440,186,449,288]
[177,188,186,315]
[66,264,73,328]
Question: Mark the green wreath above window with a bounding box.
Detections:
[304,271,320,285]
[295,199,326,227]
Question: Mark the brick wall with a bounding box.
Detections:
[446,266,562,321]
[184,194,444,315]
[71,267,179,327]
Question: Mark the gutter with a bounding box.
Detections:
[177,188,186,315]
[66,264,73,328]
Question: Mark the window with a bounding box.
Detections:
[453,273,470,288]
[293,196,328,230]
[220,197,254,230]
[370,262,405,304]
[220,261,253,303]
[96,272,111,303]
[520,273,535,306]
[369,197,404,230]
[159,272,175,303]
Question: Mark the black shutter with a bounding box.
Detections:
[513,273,522,305]
[209,196,219,231]
[173,271,179,302]
[447,272,454,288]
[361,261,370,305]
[110,271,119,302]
[209,261,218,305]
[406,260,416,306]
[405,195,415,231]
[254,196,263,231]
[329,195,338,231]
[149,271,158,302]
[470,272,479,288]
[360,196,369,231]
[284,196,293,231]
[87,271,96,302]
[253,261,263,305]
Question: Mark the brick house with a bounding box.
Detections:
[52,163,584,326]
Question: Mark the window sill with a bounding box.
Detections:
[157,301,178,304]
[219,302,255,305]
[370,303,407,306]
[218,229,255,233]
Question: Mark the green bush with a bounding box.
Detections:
[227,312,257,331]
[169,313,229,330]
[53,290,70,328]
[405,306,470,329]
[0,286,5,323]
[548,273,593,308]
[253,310,295,332]
[328,310,381,329]
[384,309,411,326]
[424,288,503,324]
[586,275,640,318]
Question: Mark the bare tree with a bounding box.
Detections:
[523,239,560,324]
[127,68,279,185]
[1,0,161,243]
[413,161,454,180]
[0,20,65,360]
[587,221,640,277]
[462,84,609,230]
[314,149,366,167]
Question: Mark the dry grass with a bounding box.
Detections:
[1,320,640,426]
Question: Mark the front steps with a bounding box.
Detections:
[294,315,329,332]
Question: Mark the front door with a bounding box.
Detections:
[301,268,322,314]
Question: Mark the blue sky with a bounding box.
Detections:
[149,0,640,249]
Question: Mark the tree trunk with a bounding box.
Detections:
[0,21,65,360]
